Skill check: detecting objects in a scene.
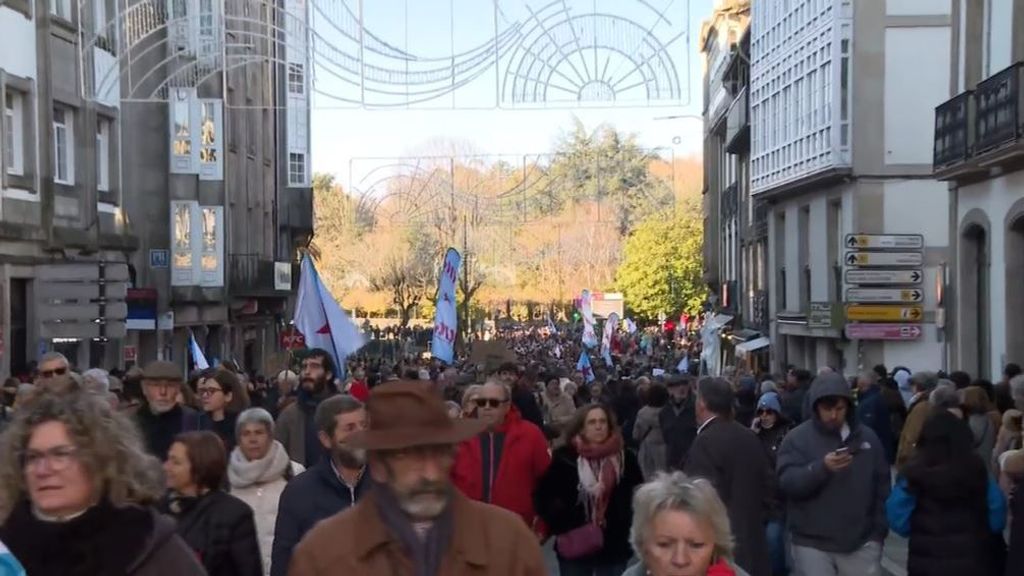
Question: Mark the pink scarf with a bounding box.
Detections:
[571,431,623,525]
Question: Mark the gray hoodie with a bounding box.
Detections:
[775,373,890,554]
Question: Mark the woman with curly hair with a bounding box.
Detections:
[0,389,206,575]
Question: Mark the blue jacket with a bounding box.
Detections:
[856,385,895,464]
[886,476,1005,537]
[270,459,371,576]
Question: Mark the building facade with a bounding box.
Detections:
[0,0,135,377]
[751,0,952,374]
[702,1,767,372]
[933,0,1024,379]
[120,0,313,374]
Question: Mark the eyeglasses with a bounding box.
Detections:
[197,387,224,397]
[22,445,79,472]
[473,398,507,409]
[39,367,68,378]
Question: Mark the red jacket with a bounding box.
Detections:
[451,407,551,528]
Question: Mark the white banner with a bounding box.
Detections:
[581,289,597,348]
[601,312,619,365]
[431,248,462,364]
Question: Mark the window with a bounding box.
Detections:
[94,0,106,37]
[288,152,305,186]
[53,106,74,185]
[200,101,217,163]
[96,118,110,191]
[288,63,304,95]
[5,92,24,176]
[50,0,71,20]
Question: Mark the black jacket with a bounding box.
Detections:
[684,417,772,576]
[659,396,697,470]
[755,419,792,520]
[136,404,202,458]
[0,499,207,576]
[270,459,371,576]
[903,464,1002,576]
[534,444,644,566]
[162,490,261,576]
[511,383,545,430]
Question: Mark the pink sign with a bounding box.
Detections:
[844,324,922,340]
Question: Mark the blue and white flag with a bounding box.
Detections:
[546,314,558,335]
[189,330,209,370]
[576,350,595,383]
[580,289,598,348]
[294,254,366,371]
[431,248,462,364]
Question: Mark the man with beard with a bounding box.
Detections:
[134,360,200,457]
[271,394,369,576]
[288,380,546,576]
[659,374,698,469]
[776,372,890,576]
[276,348,337,466]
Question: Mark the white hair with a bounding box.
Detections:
[235,407,276,439]
[630,472,734,561]
[82,368,110,394]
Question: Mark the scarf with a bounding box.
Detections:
[228,440,292,489]
[374,485,454,576]
[572,431,623,525]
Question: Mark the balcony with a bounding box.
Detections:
[229,254,291,298]
[726,87,750,154]
[934,62,1024,179]
[750,200,768,240]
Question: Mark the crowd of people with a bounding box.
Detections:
[0,322,1021,576]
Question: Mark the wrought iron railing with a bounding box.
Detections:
[229,254,287,296]
[933,90,972,167]
[975,63,1020,153]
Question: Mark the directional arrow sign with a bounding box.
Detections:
[845,323,924,340]
[846,288,924,303]
[846,304,924,322]
[845,269,923,285]
[845,251,924,267]
[844,234,925,250]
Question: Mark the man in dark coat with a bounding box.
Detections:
[684,377,772,576]
[659,375,697,470]
[135,361,200,458]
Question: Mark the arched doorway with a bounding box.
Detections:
[960,215,990,378]
[1005,201,1024,369]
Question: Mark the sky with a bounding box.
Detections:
[309,0,713,189]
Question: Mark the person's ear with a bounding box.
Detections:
[318,430,333,451]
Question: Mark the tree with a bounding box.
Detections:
[615,204,704,322]
[365,229,439,327]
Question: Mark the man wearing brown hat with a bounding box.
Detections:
[288,380,547,576]
[135,360,200,458]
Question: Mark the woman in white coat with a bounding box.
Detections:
[228,408,304,575]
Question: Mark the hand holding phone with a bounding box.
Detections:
[824,447,853,472]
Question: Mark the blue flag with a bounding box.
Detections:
[431,248,462,364]
[576,350,595,383]
[189,330,209,370]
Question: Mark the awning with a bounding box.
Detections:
[713,314,735,326]
[735,336,771,358]
[727,328,761,343]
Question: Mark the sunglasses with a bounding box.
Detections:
[473,398,507,409]
[39,367,68,378]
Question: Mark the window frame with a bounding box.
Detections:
[53,105,75,185]
[288,63,305,96]
[288,151,306,186]
[96,117,110,191]
[49,0,72,21]
[4,91,25,176]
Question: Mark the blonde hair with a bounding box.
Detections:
[630,471,735,562]
[0,390,163,522]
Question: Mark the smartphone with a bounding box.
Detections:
[833,447,850,456]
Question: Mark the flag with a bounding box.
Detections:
[576,350,595,383]
[431,248,461,364]
[580,289,598,348]
[601,312,619,366]
[294,254,366,371]
[189,330,209,370]
[546,314,558,335]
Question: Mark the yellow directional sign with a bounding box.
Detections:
[845,304,923,322]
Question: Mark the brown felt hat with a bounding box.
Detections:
[142,360,183,382]
[348,380,486,451]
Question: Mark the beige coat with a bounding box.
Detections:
[288,489,546,576]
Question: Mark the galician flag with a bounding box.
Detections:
[601,312,619,366]
[431,248,461,364]
[188,330,209,370]
[580,289,598,348]
[576,350,595,383]
[294,254,366,370]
